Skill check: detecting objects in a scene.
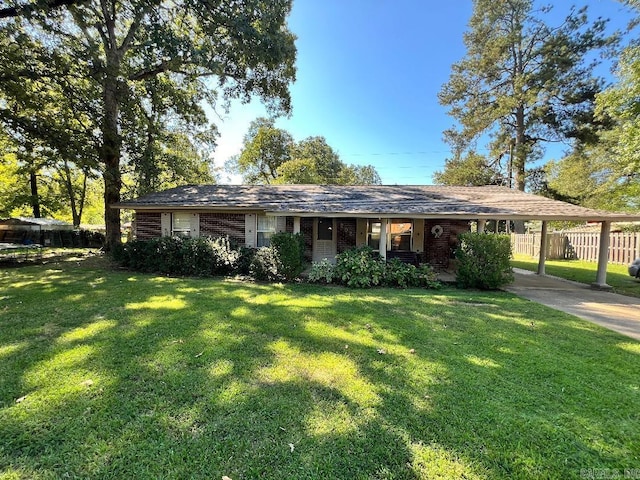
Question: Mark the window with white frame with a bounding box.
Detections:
[390,219,412,251]
[172,212,192,236]
[367,221,381,250]
[257,215,277,247]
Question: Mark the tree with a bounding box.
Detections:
[288,136,343,183]
[0,0,82,19]
[231,121,382,185]
[232,118,294,184]
[438,0,615,191]
[595,44,640,187]
[339,164,382,185]
[433,151,504,186]
[0,1,297,249]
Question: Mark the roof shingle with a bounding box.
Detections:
[114,184,640,222]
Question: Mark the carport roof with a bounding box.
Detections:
[114,184,640,222]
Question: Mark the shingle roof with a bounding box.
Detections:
[114,184,640,222]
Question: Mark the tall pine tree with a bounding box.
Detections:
[439,0,615,191]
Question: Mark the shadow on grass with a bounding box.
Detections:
[0,258,639,479]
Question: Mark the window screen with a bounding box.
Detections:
[257,215,277,247]
[172,213,192,236]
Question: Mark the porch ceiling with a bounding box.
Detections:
[114,184,640,222]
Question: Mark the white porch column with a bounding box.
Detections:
[593,221,612,289]
[477,219,486,233]
[379,219,387,260]
[293,216,301,234]
[537,221,548,275]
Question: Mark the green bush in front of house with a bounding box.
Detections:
[333,245,386,288]
[455,232,514,290]
[112,233,305,282]
[270,232,305,281]
[308,246,441,289]
[249,246,283,282]
[307,259,336,284]
[112,236,240,277]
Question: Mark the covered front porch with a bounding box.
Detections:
[288,215,470,267]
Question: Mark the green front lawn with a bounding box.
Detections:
[1,258,639,479]
[511,254,640,298]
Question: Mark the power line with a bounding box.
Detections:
[341,147,494,157]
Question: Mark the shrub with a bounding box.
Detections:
[455,232,513,289]
[334,246,385,288]
[308,259,336,284]
[382,259,441,289]
[383,258,415,288]
[208,236,240,275]
[250,246,283,282]
[236,247,256,275]
[414,263,441,289]
[111,236,239,277]
[270,232,305,281]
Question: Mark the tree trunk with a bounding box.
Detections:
[514,106,526,191]
[102,70,122,250]
[60,160,84,227]
[29,170,41,218]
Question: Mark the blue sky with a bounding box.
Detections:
[212,0,634,185]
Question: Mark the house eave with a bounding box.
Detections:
[115,204,640,223]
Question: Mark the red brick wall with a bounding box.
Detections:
[200,213,245,245]
[337,218,357,253]
[134,212,161,239]
[301,218,313,261]
[424,220,471,268]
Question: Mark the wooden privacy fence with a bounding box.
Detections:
[511,232,640,265]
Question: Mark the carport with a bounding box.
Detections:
[469,194,640,289]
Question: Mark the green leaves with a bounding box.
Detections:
[439,0,614,191]
[231,119,381,185]
[0,0,298,246]
[455,232,513,290]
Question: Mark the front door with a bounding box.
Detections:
[312,218,337,262]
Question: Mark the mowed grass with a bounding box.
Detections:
[1,257,639,479]
[511,254,640,298]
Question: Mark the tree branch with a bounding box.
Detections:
[0,0,83,19]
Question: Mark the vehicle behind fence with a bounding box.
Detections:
[511,232,640,265]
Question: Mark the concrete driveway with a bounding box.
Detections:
[506,269,640,341]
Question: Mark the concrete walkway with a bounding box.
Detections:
[506,268,640,341]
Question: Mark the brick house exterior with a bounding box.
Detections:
[118,184,638,279]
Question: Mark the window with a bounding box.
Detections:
[367,221,381,250]
[257,215,277,247]
[317,218,333,241]
[390,219,412,251]
[172,212,192,236]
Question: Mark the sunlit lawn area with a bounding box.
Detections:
[1,257,639,479]
[511,253,640,299]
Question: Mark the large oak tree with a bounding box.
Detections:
[0,0,297,248]
[230,118,381,185]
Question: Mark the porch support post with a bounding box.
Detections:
[379,219,387,260]
[592,221,612,290]
[477,219,486,233]
[293,216,301,234]
[537,221,548,275]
